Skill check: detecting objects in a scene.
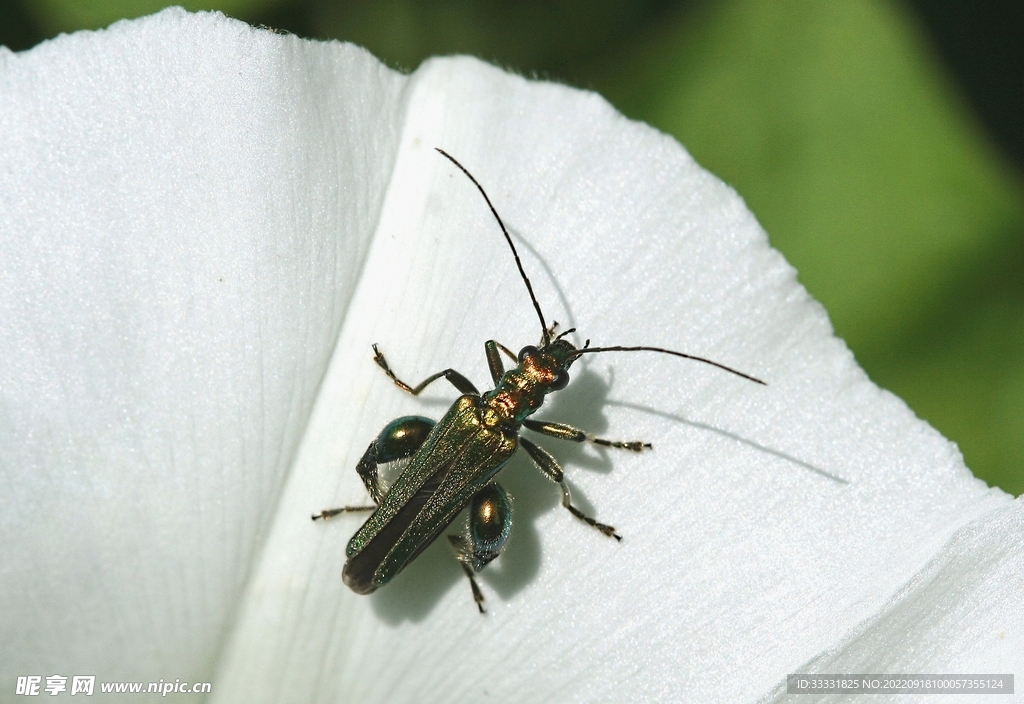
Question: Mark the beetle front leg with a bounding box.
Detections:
[448,483,512,614]
[523,418,652,452]
[312,415,435,520]
[519,437,621,540]
[542,320,560,344]
[484,340,517,386]
[372,344,479,395]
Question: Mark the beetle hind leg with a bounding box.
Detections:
[312,415,436,520]
[449,483,512,614]
[448,538,489,614]
[311,505,374,521]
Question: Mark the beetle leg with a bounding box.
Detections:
[484,340,517,385]
[523,418,651,452]
[485,340,505,386]
[312,416,435,520]
[542,320,560,344]
[496,341,517,361]
[448,483,512,614]
[311,505,374,521]
[372,344,479,395]
[519,437,621,540]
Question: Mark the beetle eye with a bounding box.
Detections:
[518,345,538,363]
[550,369,569,390]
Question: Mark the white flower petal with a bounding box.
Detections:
[0,6,403,692]
[0,9,1017,704]
[764,498,1023,703]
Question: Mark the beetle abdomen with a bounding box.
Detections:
[342,469,442,594]
[343,395,517,592]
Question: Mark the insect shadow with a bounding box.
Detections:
[369,365,617,624]
[605,395,847,484]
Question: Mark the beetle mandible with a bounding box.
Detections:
[313,148,765,613]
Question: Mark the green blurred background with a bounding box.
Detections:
[3,0,1021,495]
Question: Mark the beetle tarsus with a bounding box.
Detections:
[590,436,652,452]
[372,344,480,396]
[312,506,374,521]
[523,419,651,453]
[464,564,487,614]
[372,344,413,393]
[452,553,488,614]
[566,503,622,541]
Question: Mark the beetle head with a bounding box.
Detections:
[516,337,579,393]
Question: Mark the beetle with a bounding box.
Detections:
[313,148,765,613]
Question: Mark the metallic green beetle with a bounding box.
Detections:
[313,148,764,613]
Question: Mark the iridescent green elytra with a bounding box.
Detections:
[313,149,764,613]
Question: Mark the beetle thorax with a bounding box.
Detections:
[483,345,573,427]
[483,377,545,427]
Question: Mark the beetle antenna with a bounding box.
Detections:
[572,345,766,385]
[435,148,550,345]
